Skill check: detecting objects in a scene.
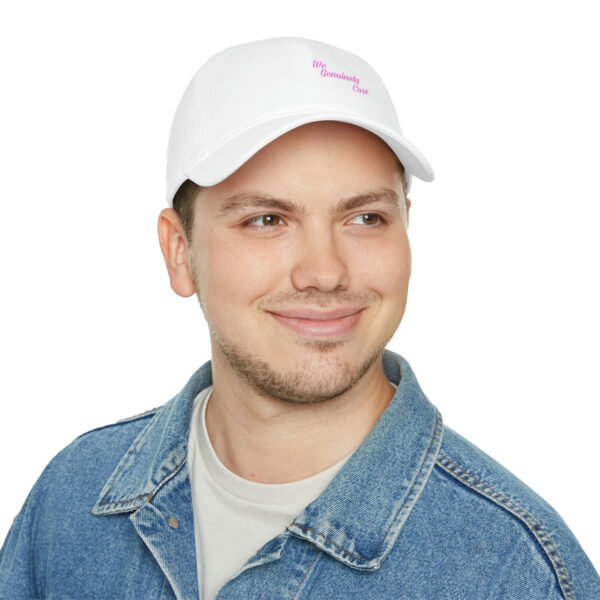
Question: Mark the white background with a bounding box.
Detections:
[1,0,598,575]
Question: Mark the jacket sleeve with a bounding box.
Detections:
[0,457,57,599]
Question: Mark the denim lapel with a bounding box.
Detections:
[287,350,444,571]
[92,361,214,599]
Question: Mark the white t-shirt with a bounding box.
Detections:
[187,386,355,600]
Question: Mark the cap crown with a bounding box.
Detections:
[166,37,433,205]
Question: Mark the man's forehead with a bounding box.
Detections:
[193,123,407,217]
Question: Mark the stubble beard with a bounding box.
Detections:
[212,326,387,404]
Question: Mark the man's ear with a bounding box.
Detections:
[157,208,196,298]
[405,197,411,228]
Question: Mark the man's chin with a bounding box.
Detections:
[216,336,384,405]
[253,373,358,404]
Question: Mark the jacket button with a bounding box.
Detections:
[168,517,179,529]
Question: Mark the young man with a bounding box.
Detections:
[1,36,598,599]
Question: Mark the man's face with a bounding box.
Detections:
[186,121,411,403]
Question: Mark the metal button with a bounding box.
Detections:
[168,516,179,529]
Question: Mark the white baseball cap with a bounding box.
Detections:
[166,36,434,207]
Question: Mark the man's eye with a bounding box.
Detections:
[245,214,284,228]
[347,213,384,226]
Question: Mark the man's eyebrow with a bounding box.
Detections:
[216,188,402,218]
[216,193,303,217]
[331,188,401,214]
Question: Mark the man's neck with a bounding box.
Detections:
[204,354,395,484]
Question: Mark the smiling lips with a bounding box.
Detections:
[267,307,365,338]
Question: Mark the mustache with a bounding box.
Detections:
[257,289,378,309]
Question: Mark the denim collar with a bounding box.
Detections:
[288,351,443,570]
[92,350,443,573]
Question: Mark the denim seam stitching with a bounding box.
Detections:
[98,452,185,508]
[116,406,162,424]
[435,453,574,600]
[98,492,153,508]
[291,550,321,600]
[76,408,160,443]
[98,458,184,508]
[292,524,366,561]
[292,409,442,564]
[94,406,172,509]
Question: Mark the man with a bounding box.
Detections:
[0,36,598,600]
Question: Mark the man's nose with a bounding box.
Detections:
[289,227,350,292]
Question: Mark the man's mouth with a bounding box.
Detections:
[266,307,365,338]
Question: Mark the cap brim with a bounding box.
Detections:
[173,112,433,202]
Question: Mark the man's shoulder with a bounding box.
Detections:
[430,425,599,599]
[436,425,560,523]
[76,404,163,444]
[0,404,172,597]
[56,405,163,465]
[11,404,166,521]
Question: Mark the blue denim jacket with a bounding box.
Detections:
[1,350,598,599]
